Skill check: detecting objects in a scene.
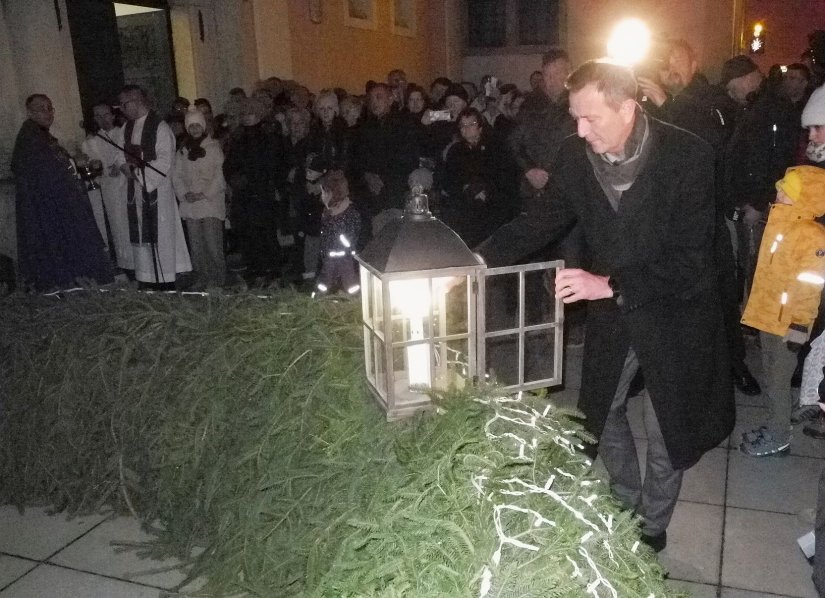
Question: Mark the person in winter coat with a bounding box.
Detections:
[638,39,762,397]
[172,108,227,288]
[803,84,825,168]
[477,61,734,553]
[306,90,349,172]
[740,166,825,455]
[223,97,288,281]
[441,108,514,247]
[313,169,361,296]
[784,85,825,436]
[721,56,800,294]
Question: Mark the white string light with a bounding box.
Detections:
[473,392,657,598]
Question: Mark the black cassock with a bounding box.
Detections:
[11,119,113,291]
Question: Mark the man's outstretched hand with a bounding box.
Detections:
[555,268,612,303]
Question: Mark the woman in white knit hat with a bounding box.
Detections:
[802,84,825,167]
[172,107,227,288]
[789,85,825,441]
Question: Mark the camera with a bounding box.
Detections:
[428,109,452,122]
[484,76,498,97]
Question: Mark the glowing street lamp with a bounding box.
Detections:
[606,18,651,67]
[749,22,766,55]
[355,188,565,420]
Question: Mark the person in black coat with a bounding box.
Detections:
[441,108,514,247]
[350,83,419,227]
[306,90,349,172]
[12,94,114,291]
[223,96,288,279]
[721,56,799,294]
[477,61,734,552]
[638,40,762,397]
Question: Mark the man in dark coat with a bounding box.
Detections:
[350,83,418,226]
[721,56,799,293]
[11,94,113,292]
[477,61,735,552]
[508,50,582,261]
[638,40,761,397]
[223,96,288,279]
[509,48,575,206]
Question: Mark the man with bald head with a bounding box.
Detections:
[11,94,113,291]
[116,84,190,287]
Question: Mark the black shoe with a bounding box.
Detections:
[804,413,825,439]
[640,530,667,553]
[732,369,761,396]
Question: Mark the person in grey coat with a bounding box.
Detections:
[477,60,735,552]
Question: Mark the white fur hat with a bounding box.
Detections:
[802,84,825,128]
[184,107,207,130]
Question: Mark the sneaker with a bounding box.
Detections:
[791,405,821,425]
[803,414,825,439]
[740,431,790,456]
[741,425,768,443]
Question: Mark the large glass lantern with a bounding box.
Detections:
[355,189,564,420]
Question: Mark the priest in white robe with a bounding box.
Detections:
[116,85,191,285]
[81,102,133,270]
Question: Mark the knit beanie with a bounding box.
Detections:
[776,168,803,203]
[802,84,825,128]
[720,55,759,86]
[184,107,207,130]
[444,83,469,104]
[408,167,434,191]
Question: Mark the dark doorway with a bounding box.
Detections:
[66,0,176,124]
[66,0,125,124]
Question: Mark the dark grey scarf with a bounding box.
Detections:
[586,108,652,211]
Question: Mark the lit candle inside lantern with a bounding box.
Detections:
[390,279,432,388]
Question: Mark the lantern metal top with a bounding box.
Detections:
[356,187,484,274]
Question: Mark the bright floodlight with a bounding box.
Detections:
[607,18,651,67]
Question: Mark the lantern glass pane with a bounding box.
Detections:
[389,278,432,342]
[360,267,372,327]
[364,327,375,384]
[524,269,556,326]
[485,273,519,331]
[392,342,432,400]
[432,276,469,337]
[433,338,470,390]
[486,334,519,386]
[524,329,555,383]
[374,335,387,397]
[373,275,384,333]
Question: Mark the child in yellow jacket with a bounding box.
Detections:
[740,166,825,456]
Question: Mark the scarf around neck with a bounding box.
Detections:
[586,108,652,211]
[807,141,825,164]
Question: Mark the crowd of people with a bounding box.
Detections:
[11,27,825,555]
